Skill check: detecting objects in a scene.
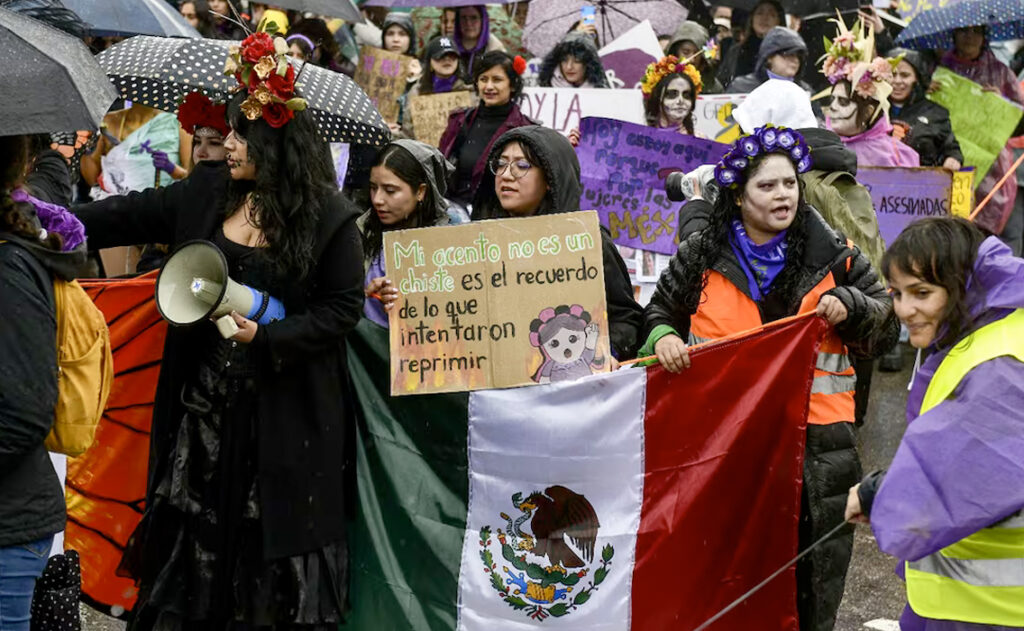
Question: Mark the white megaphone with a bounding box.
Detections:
[155,240,286,339]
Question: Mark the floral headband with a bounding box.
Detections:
[640,55,702,99]
[223,24,308,128]
[177,91,229,137]
[713,126,812,190]
[820,15,901,107]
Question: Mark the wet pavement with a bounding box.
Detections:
[81,346,919,631]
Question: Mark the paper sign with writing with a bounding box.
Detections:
[520,88,645,135]
[354,45,414,123]
[694,94,747,146]
[384,211,609,395]
[408,91,475,147]
[577,117,730,255]
[858,166,975,246]
[928,67,1024,186]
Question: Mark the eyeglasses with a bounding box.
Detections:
[490,157,533,179]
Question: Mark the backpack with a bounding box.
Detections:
[44,278,114,457]
[801,169,887,276]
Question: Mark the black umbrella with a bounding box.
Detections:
[0,7,118,135]
[0,0,87,37]
[262,0,362,23]
[62,0,200,37]
[97,36,389,145]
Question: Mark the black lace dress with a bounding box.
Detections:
[122,229,347,631]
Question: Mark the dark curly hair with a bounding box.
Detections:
[644,73,696,135]
[669,153,809,320]
[225,91,337,280]
[0,134,62,251]
[472,50,524,103]
[882,217,986,350]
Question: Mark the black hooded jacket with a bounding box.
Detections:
[888,48,963,167]
[715,0,786,87]
[472,126,642,359]
[382,12,417,56]
[538,33,609,89]
[727,26,811,94]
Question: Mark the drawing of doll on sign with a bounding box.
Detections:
[529,305,604,383]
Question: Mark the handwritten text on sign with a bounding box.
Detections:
[520,88,645,135]
[858,166,975,246]
[353,45,413,123]
[577,117,730,255]
[384,212,609,395]
[408,91,475,148]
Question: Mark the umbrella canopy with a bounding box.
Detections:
[0,0,87,37]
[365,0,519,7]
[895,0,1024,50]
[523,0,687,56]
[260,0,361,22]
[97,36,389,145]
[61,0,199,37]
[0,7,118,135]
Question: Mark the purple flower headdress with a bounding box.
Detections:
[713,125,813,190]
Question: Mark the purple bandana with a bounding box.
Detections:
[432,74,459,94]
[11,188,86,252]
[727,218,788,301]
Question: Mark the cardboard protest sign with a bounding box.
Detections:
[928,67,1024,186]
[520,88,645,135]
[598,20,663,90]
[354,45,414,123]
[408,91,475,147]
[577,116,730,255]
[858,166,975,246]
[694,94,747,146]
[384,211,609,395]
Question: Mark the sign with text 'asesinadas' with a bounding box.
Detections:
[858,166,975,246]
[384,212,610,395]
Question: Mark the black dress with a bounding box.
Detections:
[122,229,346,631]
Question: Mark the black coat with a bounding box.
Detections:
[75,162,365,559]
[891,99,963,167]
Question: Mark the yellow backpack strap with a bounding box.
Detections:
[921,309,1024,414]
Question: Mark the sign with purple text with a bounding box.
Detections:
[858,166,975,246]
[577,117,730,255]
[354,45,414,123]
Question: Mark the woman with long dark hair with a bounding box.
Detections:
[178,0,216,38]
[642,126,897,630]
[74,34,363,629]
[641,56,702,135]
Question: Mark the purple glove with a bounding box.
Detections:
[150,150,176,176]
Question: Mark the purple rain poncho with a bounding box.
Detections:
[869,237,1024,630]
[828,114,921,168]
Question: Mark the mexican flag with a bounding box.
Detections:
[342,315,825,630]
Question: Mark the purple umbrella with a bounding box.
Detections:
[363,0,519,6]
[524,0,687,56]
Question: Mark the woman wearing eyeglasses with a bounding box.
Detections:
[471,126,643,361]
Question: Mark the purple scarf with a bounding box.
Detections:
[432,74,459,94]
[727,218,788,301]
[454,5,490,71]
[11,189,85,252]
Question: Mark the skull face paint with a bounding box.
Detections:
[659,76,694,128]
[829,82,862,137]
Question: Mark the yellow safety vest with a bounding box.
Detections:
[904,308,1024,626]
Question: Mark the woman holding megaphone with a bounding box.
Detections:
[74,40,362,629]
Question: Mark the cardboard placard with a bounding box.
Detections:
[354,45,414,123]
[858,166,975,246]
[520,87,645,135]
[408,91,475,148]
[694,94,747,146]
[577,117,730,255]
[385,212,609,395]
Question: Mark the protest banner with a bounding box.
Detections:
[353,45,414,123]
[598,20,663,90]
[384,211,609,395]
[928,67,1024,186]
[858,166,975,246]
[577,116,730,255]
[520,88,645,135]
[694,94,747,145]
[408,91,476,147]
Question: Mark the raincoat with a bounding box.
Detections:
[829,114,921,169]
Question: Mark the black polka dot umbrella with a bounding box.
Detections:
[97,35,390,145]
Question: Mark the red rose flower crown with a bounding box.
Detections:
[223,23,308,128]
[177,91,229,137]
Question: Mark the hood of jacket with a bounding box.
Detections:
[391,138,455,219]
[755,26,807,78]
[454,5,490,55]
[966,236,1024,322]
[888,47,929,107]
[0,232,88,281]
[473,125,581,219]
[800,127,859,175]
[539,32,608,88]
[830,115,921,168]
[382,12,416,54]
[669,21,709,55]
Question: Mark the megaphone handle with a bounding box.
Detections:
[215,314,239,339]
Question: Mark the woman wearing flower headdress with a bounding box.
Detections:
[75,30,361,629]
[142,91,229,183]
[641,126,898,630]
[821,19,920,169]
[641,55,703,136]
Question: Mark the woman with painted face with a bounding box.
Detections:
[939,25,1024,245]
[538,32,609,89]
[845,217,1024,631]
[361,140,455,327]
[74,39,363,628]
[642,126,898,631]
[888,48,963,171]
[439,51,534,207]
[641,56,702,135]
[666,21,724,94]
[472,126,643,361]
[716,0,784,88]
[726,26,812,95]
[453,5,506,76]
